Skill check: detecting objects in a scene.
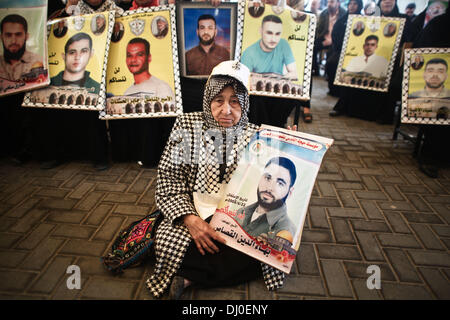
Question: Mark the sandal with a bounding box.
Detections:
[302,112,313,123]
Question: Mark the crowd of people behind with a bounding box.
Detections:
[0,0,448,173]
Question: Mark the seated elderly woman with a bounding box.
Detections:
[145,61,287,299]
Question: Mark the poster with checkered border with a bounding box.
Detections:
[401,47,450,125]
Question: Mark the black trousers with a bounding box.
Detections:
[177,217,262,288]
[178,241,262,288]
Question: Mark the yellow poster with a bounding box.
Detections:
[335,15,405,92]
[24,11,113,110]
[402,48,450,125]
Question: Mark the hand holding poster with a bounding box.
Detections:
[23,11,114,110]
[237,0,316,100]
[334,15,405,92]
[0,0,49,97]
[102,5,182,119]
[401,47,450,125]
[210,125,333,273]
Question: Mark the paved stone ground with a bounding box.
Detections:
[0,77,449,300]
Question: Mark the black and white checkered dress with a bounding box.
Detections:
[145,76,285,298]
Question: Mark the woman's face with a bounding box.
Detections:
[210,85,242,128]
[380,0,395,14]
[348,0,360,14]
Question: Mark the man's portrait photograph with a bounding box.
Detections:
[411,54,424,70]
[248,0,265,18]
[25,12,111,110]
[151,16,168,39]
[111,22,124,43]
[403,49,450,124]
[53,20,68,38]
[239,1,314,98]
[352,21,365,37]
[105,8,179,119]
[178,2,236,78]
[383,22,397,38]
[335,16,405,92]
[0,0,49,96]
[409,56,450,99]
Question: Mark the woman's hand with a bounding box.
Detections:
[183,215,226,255]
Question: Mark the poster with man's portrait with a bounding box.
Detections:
[102,6,182,119]
[0,0,49,97]
[23,11,114,111]
[334,15,405,92]
[177,1,237,79]
[401,48,450,125]
[210,125,333,273]
[237,0,316,100]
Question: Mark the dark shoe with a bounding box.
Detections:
[93,162,110,171]
[329,110,342,117]
[302,112,313,123]
[169,276,186,300]
[41,159,63,170]
[10,152,31,166]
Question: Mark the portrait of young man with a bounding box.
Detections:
[236,156,297,245]
[185,14,230,76]
[0,14,43,82]
[241,14,297,80]
[50,32,100,95]
[409,58,450,98]
[344,34,389,78]
[124,37,174,100]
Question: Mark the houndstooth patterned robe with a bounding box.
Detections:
[145,76,286,298]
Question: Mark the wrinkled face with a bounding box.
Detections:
[197,19,216,46]
[257,163,292,210]
[363,39,378,56]
[63,39,92,74]
[210,85,242,128]
[348,0,359,14]
[260,21,282,52]
[1,22,27,54]
[126,42,150,75]
[380,0,395,14]
[423,63,448,89]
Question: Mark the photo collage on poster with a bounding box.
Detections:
[0,0,49,97]
[334,15,405,92]
[401,48,450,125]
[23,11,114,110]
[236,0,316,100]
[103,6,181,119]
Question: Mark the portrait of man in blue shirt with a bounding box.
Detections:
[241,14,297,80]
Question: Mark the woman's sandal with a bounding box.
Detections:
[302,112,313,123]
